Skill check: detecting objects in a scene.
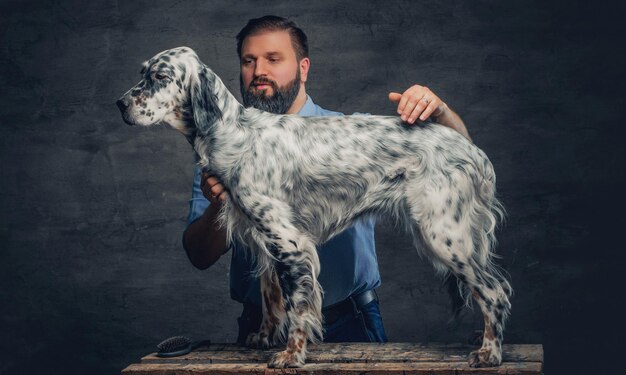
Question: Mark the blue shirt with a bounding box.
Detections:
[186,96,381,307]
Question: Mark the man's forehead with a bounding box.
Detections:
[241,30,296,57]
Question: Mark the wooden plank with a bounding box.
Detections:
[442,344,544,363]
[122,361,544,375]
[124,343,543,374]
[139,343,543,364]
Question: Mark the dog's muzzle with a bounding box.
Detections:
[116,97,135,125]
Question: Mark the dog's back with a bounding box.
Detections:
[216,109,493,244]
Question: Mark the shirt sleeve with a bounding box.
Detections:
[186,166,210,227]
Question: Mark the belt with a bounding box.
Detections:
[239,289,378,331]
[322,289,378,325]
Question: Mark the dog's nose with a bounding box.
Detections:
[116,98,129,111]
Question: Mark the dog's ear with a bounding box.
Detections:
[191,67,222,134]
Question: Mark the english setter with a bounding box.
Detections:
[117,47,512,368]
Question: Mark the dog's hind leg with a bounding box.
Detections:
[407,177,511,367]
[463,262,512,367]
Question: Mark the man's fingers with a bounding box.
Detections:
[392,86,444,123]
[404,94,430,123]
[206,176,220,186]
[201,174,227,201]
[210,183,225,196]
[407,100,427,123]
[401,87,428,120]
[388,92,402,103]
[419,100,441,121]
[397,94,410,116]
[391,85,447,124]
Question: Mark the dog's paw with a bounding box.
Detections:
[245,332,272,349]
[268,350,305,368]
[468,348,502,367]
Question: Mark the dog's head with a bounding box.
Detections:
[116,47,221,137]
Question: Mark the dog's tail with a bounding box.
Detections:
[475,155,506,261]
[469,153,512,298]
[447,154,512,319]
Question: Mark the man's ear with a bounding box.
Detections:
[191,67,222,134]
[299,57,310,83]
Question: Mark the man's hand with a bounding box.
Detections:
[389,85,472,142]
[388,85,447,124]
[201,172,229,203]
[183,172,229,270]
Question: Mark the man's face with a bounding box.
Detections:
[239,30,306,114]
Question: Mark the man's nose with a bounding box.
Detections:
[254,59,268,77]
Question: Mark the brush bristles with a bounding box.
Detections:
[157,336,191,353]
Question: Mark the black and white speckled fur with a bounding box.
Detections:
[117,47,513,368]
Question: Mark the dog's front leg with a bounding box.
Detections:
[245,266,286,349]
[267,236,322,368]
[237,195,323,368]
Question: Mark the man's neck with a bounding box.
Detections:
[286,85,308,114]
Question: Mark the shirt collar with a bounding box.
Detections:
[297,95,317,116]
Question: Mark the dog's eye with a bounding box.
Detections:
[155,73,169,80]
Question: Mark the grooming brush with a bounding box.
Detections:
[156,336,211,357]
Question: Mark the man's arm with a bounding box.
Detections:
[389,85,472,142]
[431,103,471,142]
[182,174,229,270]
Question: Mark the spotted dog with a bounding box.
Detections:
[117,47,513,368]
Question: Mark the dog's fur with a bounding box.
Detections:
[117,47,512,368]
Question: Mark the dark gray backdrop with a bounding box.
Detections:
[1,0,624,374]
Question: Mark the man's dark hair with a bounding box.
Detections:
[236,15,309,61]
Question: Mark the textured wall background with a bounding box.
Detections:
[1,0,624,374]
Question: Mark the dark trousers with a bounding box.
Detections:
[236,294,388,344]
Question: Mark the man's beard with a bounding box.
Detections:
[240,70,301,114]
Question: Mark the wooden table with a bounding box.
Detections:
[122,342,544,374]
